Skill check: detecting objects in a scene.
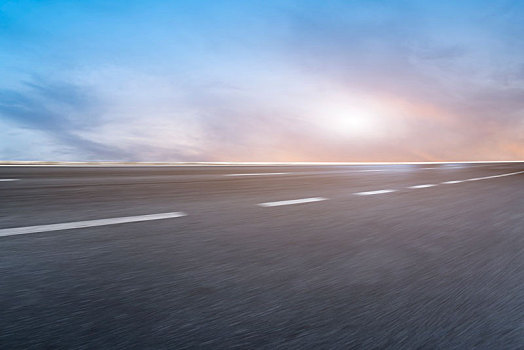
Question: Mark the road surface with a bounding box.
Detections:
[1,163,523,349]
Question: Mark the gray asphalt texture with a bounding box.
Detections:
[1,163,523,349]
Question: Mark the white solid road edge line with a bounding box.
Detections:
[0,179,19,182]
[0,212,187,238]
[408,184,437,189]
[224,172,290,176]
[442,170,524,185]
[354,189,397,196]
[477,171,524,179]
[258,197,327,207]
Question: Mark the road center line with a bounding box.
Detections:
[224,172,289,177]
[442,180,463,184]
[354,189,396,196]
[258,197,327,207]
[0,212,187,238]
[408,184,436,189]
[0,179,19,182]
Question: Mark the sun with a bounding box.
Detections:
[318,101,385,139]
[328,108,378,137]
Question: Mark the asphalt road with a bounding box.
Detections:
[1,163,523,349]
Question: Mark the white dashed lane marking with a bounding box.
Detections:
[224,173,290,177]
[0,212,187,237]
[258,197,327,207]
[354,189,397,196]
[408,184,436,189]
[1,170,521,233]
[442,180,463,184]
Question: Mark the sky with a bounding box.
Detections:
[1,0,523,162]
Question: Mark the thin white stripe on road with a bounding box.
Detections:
[475,171,524,179]
[0,212,187,238]
[0,179,19,182]
[224,172,289,177]
[258,197,327,207]
[354,189,396,196]
[442,171,524,185]
[408,184,436,189]
[442,180,463,184]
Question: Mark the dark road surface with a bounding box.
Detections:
[1,163,524,349]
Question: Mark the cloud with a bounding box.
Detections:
[0,78,131,160]
[0,0,523,161]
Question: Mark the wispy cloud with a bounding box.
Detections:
[0,0,523,161]
[0,79,131,160]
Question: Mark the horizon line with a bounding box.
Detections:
[1,160,523,167]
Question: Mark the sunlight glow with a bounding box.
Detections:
[312,97,389,139]
[327,109,379,138]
